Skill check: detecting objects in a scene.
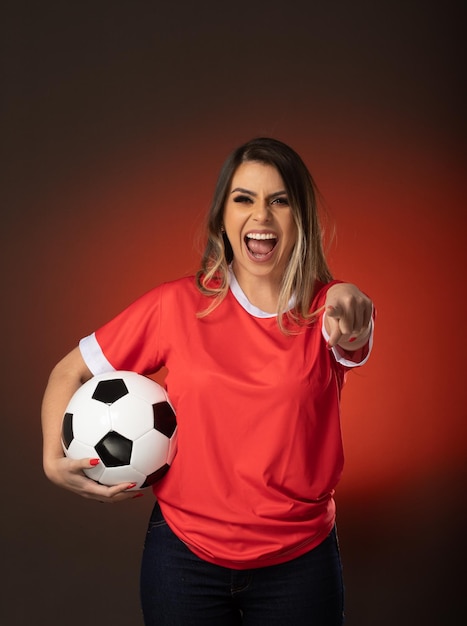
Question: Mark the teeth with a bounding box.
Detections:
[246,233,276,240]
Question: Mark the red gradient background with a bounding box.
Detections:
[1,3,465,625]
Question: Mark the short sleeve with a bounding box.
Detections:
[79,285,165,376]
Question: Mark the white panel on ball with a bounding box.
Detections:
[109,393,155,440]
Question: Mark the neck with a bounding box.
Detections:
[230,265,281,314]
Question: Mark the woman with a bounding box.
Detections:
[42,137,374,625]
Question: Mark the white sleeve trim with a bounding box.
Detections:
[79,333,116,376]
[321,315,374,368]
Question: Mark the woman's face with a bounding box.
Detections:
[223,161,297,287]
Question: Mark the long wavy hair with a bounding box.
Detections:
[196,137,333,331]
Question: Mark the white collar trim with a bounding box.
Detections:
[228,267,294,318]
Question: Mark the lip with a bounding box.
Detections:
[243,230,278,263]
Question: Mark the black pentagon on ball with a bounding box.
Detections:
[92,379,129,405]
[153,401,177,437]
[95,430,133,467]
[142,463,171,488]
[62,412,74,449]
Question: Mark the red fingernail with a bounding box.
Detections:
[326,342,332,350]
[132,493,144,499]
[349,337,357,343]
[90,458,100,466]
[126,483,137,490]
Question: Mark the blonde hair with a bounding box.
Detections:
[196,137,333,332]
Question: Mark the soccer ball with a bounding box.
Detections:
[61,371,177,489]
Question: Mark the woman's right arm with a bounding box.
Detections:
[41,347,143,502]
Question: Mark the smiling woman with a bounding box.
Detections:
[197,137,335,327]
[41,136,374,626]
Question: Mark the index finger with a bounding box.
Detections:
[325,311,343,348]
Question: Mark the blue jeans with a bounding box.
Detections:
[140,502,344,626]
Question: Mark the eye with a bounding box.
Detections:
[233,195,253,204]
[271,196,289,206]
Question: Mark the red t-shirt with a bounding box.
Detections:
[79,274,371,569]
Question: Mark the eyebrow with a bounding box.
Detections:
[231,187,256,196]
[230,187,287,198]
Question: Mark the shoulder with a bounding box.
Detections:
[103,276,200,323]
[159,275,197,291]
[148,275,210,319]
[157,275,201,302]
[136,275,199,302]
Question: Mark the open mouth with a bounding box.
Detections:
[244,232,278,260]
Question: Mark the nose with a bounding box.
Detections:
[252,199,272,222]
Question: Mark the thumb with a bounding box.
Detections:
[325,304,342,320]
